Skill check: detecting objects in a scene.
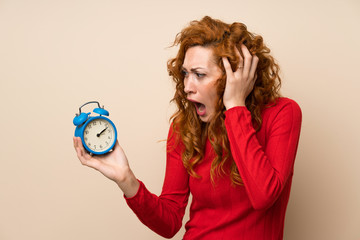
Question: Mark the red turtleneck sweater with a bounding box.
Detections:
[125,97,302,240]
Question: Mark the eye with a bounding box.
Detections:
[196,72,206,78]
[181,70,188,78]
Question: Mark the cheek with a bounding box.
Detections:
[205,84,219,107]
[210,79,220,98]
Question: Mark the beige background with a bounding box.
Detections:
[0,0,359,239]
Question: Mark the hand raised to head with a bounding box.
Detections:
[222,44,259,110]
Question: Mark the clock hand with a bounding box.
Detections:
[96,127,108,137]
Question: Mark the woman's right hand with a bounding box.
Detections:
[73,137,140,197]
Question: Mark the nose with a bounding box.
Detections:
[184,75,196,94]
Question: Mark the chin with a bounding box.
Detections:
[199,114,211,123]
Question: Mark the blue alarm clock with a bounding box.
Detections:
[73,101,117,155]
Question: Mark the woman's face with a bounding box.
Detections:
[182,46,222,122]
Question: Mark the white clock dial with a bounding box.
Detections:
[83,118,115,153]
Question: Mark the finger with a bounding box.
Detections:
[74,139,87,162]
[111,140,120,153]
[250,73,258,91]
[73,136,81,149]
[222,57,234,78]
[114,140,120,149]
[241,44,252,76]
[234,46,244,71]
[75,143,102,170]
[73,138,92,163]
[73,137,99,170]
[249,55,259,80]
[82,157,101,170]
[74,137,84,151]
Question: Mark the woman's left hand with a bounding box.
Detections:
[222,44,259,109]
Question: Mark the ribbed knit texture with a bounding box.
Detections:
[125,97,302,240]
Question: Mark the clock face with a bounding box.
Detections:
[83,118,116,153]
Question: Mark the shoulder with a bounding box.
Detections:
[167,122,184,154]
[264,97,301,116]
[267,97,300,109]
[262,97,302,129]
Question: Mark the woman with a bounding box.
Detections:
[73,16,302,239]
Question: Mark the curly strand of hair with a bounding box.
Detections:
[178,104,206,178]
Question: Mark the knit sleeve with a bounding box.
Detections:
[224,99,302,210]
[125,125,190,238]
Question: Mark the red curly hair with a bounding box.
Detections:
[167,16,281,185]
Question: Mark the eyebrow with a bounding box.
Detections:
[181,66,206,71]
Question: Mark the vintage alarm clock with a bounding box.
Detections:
[73,101,117,155]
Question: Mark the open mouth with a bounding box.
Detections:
[188,99,206,116]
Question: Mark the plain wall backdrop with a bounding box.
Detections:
[0,0,359,239]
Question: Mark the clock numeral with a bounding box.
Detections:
[93,122,97,126]
[88,142,91,146]
[88,125,92,129]
[94,145,96,149]
[108,136,111,139]
[99,121,102,125]
[85,130,89,135]
[100,145,103,149]
[107,129,111,133]
[105,141,109,146]
[105,123,109,127]
[84,137,88,141]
